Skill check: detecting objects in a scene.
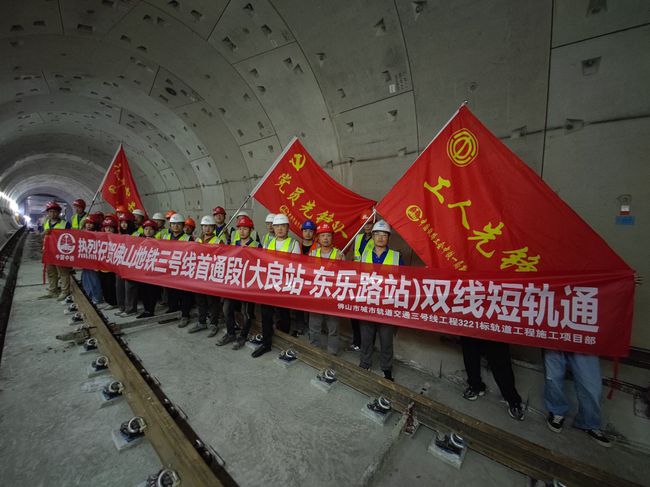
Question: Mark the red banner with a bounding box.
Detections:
[252,138,376,248]
[45,230,635,357]
[376,106,632,275]
[100,144,145,213]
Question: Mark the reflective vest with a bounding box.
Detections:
[154,227,169,239]
[234,238,260,248]
[43,219,69,231]
[361,248,400,266]
[215,224,229,242]
[197,234,219,244]
[312,247,340,260]
[266,237,297,253]
[162,233,191,242]
[231,228,258,244]
[354,233,374,262]
[132,227,144,237]
[71,213,86,230]
[262,233,274,248]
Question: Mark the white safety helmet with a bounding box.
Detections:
[169,213,185,224]
[372,220,391,234]
[200,215,216,226]
[265,213,276,223]
[272,214,290,225]
[235,210,250,217]
[152,212,165,221]
[132,209,146,217]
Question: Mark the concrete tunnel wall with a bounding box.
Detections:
[0,0,648,359]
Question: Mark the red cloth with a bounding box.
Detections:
[100,145,145,213]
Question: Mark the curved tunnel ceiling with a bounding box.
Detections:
[0,0,556,218]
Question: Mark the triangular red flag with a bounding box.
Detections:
[100,144,146,213]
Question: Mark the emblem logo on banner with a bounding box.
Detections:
[447,128,479,167]
[57,233,76,255]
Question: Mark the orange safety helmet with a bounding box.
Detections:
[316,222,334,235]
[236,215,254,228]
[184,217,196,228]
[165,210,176,219]
[212,206,226,216]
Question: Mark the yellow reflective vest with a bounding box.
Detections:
[44,219,69,231]
[361,248,400,266]
[353,233,374,262]
[71,213,87,230]
[266,236,298,253]
[312,247,341,260]
[162,233,191,242]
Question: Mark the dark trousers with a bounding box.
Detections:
[139,282,159,314]
[167,288,193,318]
[98,272,116,305]
[224,299,255,338]
[196,294,220,325]
[116,277,138,313]
[359,321,395,372]
[261,305,290,347]
[461,336,522,407]
[350,318,361,347]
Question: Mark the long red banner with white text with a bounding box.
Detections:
[45,230,635,357]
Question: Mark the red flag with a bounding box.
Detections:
[376,105,632,275]
[100,144,145,213]
[252,138,375,248]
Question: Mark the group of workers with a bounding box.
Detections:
[39,198,614,448]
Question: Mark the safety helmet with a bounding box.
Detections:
[105,213,118,223]
[184,217,196,228]
[372,220,391,234]
[142,219,157,229]
[132,209,146,217]
[360,211,375,223]
[152,212,165,221]
[272,214,290,225]
[169,213,185,224]
[118,212,135,222]
[200,215,216,226]
[316,222,334,235]
[165,210,176,219]
[236,215,254,228]
[102,217,117,228]
[235,210,250,217]
[73,198,86,209]
[86,213,102,224]
[45,201,62,212]
[115,204,128,213]
[212,206,226,216]
[265,213,276,223]
[301,220,317,231]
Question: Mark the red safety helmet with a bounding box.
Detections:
[184,217,196,229]
[45,201,62,212]
[118,212,135,222]
[115,204,128,213]
[316,222,334,235]
[165,210,176,219]
[94,211,105,222]
[73,198,86,209]
[86,213,102,224]
[236,215,254,228]
[142,219,158,229]
[102,217,117,228]
[360,211,375,223]
[212,206,226,216]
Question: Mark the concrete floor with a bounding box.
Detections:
[1,236,649,486]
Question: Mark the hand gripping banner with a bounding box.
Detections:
[45,230,635,357]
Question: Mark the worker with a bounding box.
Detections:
[115,204,128,220]
[261,213,275,248]
[348,212,375,351]
[152,212,168,239]
[292,219,317,336]
[80,213,104,305]
[115,212,138,318]
[136,219,161,319]
[163,213,193,328]
[71,198,87,230]
[253,213,300,358]
[184,217,196,238]
[216,215,261,349]
[212,206,230,243]
[39,201,72,301]
[308,222,343,355]
[229,210,259,244]
[132,209,147,236]
[359,220,403,381]
[188,215,222,336]
[98,217,118,309]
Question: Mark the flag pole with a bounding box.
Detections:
[216,136,299,241]
[341,209,376,255]
[87,143,122,215]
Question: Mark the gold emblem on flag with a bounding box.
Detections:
[406,204,423,222]
[447,128,478,167]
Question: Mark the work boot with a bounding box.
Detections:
[177,317,190,328]
[216,333,236,346]
[251,345,271,358]
[56,293,70,302]
[207,324,219,338]
[187,321,206,333]
[232,337,247,350]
